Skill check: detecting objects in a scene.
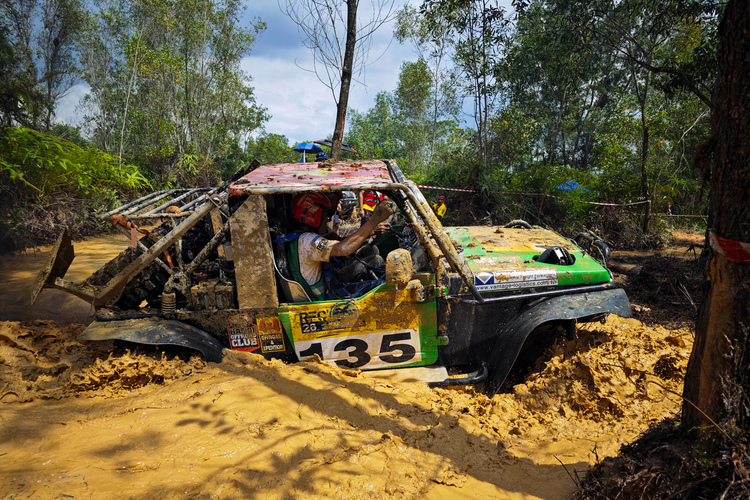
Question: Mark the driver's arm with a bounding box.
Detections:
[330,202,392,257]
[330,221,390,257]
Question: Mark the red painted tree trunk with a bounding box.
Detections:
[682,0,750,439]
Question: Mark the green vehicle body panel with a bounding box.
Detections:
[445,226,612,290]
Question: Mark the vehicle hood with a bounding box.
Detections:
[444,226,612,292]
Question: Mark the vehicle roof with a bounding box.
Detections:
[228,160,397,196]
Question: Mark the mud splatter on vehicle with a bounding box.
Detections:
[31,159,631,394]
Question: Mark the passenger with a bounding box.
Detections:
[359,189,387,225]
[289,192,392,300]
[331,199,341,236]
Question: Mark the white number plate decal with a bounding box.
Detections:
[295,329,421,369]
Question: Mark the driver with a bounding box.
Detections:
[289,192,392,300]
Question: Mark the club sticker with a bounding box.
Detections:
[228,313,259,351]
[228,314,285,353]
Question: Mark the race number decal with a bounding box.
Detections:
[295,329,421,369]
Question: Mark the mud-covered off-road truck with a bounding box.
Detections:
[32,159,631,394]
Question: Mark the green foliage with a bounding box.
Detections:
[347,92,407,166]
[489,106,540,171]
[0,127,150,204]
[0,24,42,128]
[244,133,298,167]
[1,0,84,130]
[48,123,94,149]
[175,154,220,188]
[77,0,268,184]
[394,59,433,173]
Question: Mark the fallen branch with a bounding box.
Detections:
[610,263,643,275]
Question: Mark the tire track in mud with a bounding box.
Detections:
[0,315,692,499]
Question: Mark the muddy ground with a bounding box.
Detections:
[0,232,705,499]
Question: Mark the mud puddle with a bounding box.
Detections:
[0,316,693,499]
[0,235,695,499]
[0,234,129,324]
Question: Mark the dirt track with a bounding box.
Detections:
[0,235,701,499]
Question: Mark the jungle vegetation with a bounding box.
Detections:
[0,0,720,251]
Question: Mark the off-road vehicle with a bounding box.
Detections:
[32,160,631,394]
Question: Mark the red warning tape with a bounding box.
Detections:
[416,185,651,207]
[417,185,476,193]
[709,231,750,264]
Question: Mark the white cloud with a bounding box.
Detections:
[58,0,511,146]
[246,0,419,144]
[54,83,89,126]
[243,55,337,144]
[245,37,416,145]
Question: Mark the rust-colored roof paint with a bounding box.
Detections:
[229,161,394,195]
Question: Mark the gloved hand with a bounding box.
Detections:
[368,201,394,226]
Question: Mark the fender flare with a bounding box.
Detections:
[79,318,225,363]
[485,288,631,395]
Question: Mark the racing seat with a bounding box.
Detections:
[267,197,311,304]
[273,257,311,303]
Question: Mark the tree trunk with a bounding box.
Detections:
[635,64,652,234]
[682,0,750,442]
[331,0,357,160]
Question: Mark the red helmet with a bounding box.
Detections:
[291,193,333,227]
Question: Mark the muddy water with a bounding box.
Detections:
[0,234,129,324]
[0,235,694,500]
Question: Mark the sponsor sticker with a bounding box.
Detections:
[227,313,259,351]
[475,269,558,291]
[297,301,360,340]
[228,314,285,353]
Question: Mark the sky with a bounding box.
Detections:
[240,1,415,145]
[57,0,513,147]
[56,0,418,146]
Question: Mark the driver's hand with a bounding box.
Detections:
[372,222,390,236]
[369,201,394,226]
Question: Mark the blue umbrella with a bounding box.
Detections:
[293,142,324,162]
[557,180,588,192]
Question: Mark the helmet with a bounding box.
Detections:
[291,192,333,228]
[316,151,328,161]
